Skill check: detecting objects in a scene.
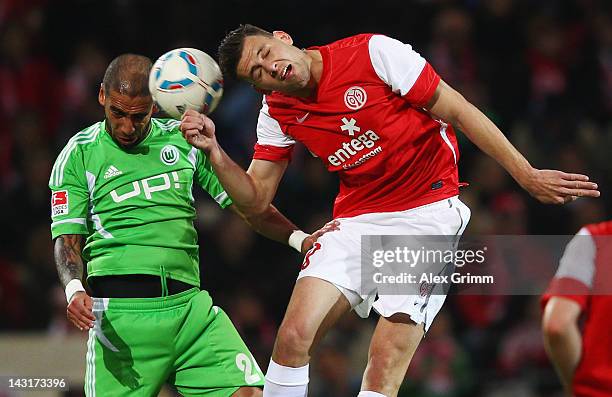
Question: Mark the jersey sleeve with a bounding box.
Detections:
[541,227,595,310]
[368,35,440,107]
[49,147,90,239]
[253,98,295,162]
[193,149,233,209]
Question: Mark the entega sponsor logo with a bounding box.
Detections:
[328,118,383,169]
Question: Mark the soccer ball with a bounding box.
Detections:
[149,48,224,119]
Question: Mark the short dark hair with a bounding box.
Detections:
[102,54,152,97]
[218,24,272,80]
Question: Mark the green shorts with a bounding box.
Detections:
[84,288,264,396]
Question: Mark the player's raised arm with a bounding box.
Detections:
[426,80,600,204]
[182,109,338,253]
[181,109,284,215]
[54,234,95,331]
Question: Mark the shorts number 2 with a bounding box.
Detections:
[235,353,262,384]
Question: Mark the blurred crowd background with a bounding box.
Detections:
[1,0,611,396]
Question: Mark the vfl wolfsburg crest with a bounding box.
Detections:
[160,145,179,165]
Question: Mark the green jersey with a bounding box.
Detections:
[49,118,232,286]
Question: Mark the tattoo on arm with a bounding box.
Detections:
[54,234,85,287]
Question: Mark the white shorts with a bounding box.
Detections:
[297,196,471,331]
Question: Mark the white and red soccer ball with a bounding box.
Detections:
[149,48,224,119]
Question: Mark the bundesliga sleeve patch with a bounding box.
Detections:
[51,190,69,217]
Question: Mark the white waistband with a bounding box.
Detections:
[337,195,461,223]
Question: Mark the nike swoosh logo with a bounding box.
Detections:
[296,112,310,123]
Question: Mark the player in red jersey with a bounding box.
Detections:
[542,221,612,397]
[180,25,600,397]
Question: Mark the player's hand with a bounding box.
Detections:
[522,169,600,204]
[180,109,219,155]
[301,220,340,254]
[67,291,95,331]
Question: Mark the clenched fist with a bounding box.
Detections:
[180,109,219,155]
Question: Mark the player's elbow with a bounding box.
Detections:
[542,315,570,340]
[542,302,577,341]
[542,299,579,340]
[230,186,273,218]
[241,200,271,218]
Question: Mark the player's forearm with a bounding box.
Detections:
[54,234,85,287]
[241,205,299,245]
[208,147,268,214]
[428,81,535,187]
[543,323,582,393]
[454,101,535,187]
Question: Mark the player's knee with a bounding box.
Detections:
[275,322,313,358]
[231,386,262,397]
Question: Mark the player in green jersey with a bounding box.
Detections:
[50,54,335,397]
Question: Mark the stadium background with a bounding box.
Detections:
[1,0,611,396]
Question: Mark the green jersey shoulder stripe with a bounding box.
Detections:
[51,123,101,186]
[50,123,99,185]
[54,124,101,186]
[153,119,181,133]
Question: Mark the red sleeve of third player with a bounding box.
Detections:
[541,277,590,311]
[404,62,441,108]
[541,228,595,311]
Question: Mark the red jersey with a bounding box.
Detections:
[542,221,612,397]
[253,34,459,219]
